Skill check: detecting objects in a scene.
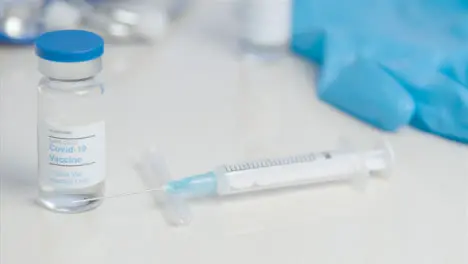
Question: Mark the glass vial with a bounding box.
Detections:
[35,30,106,213]
[238,0,292,59]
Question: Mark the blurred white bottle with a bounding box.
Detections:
[238,0,292,60]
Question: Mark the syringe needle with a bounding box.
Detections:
[72,187,165,204]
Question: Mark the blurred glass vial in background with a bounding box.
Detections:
[0,0,44,43]
[42,0,189,43]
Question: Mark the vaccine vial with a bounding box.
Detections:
[35,30,106,213]
[238,0,292,59]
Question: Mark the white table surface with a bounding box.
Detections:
[1,1,467,263]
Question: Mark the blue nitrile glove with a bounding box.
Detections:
[291,0,468,143]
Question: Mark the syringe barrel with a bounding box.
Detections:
[215,149,390,196]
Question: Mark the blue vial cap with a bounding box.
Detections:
[35,30,104,63]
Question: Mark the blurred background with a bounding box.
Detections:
[0,0,189,44]
[1,1,467,263]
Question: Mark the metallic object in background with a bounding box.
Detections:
[0,0,44,43]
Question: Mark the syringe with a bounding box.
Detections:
[75,141,394,225]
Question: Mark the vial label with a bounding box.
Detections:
[39,121,106,189]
